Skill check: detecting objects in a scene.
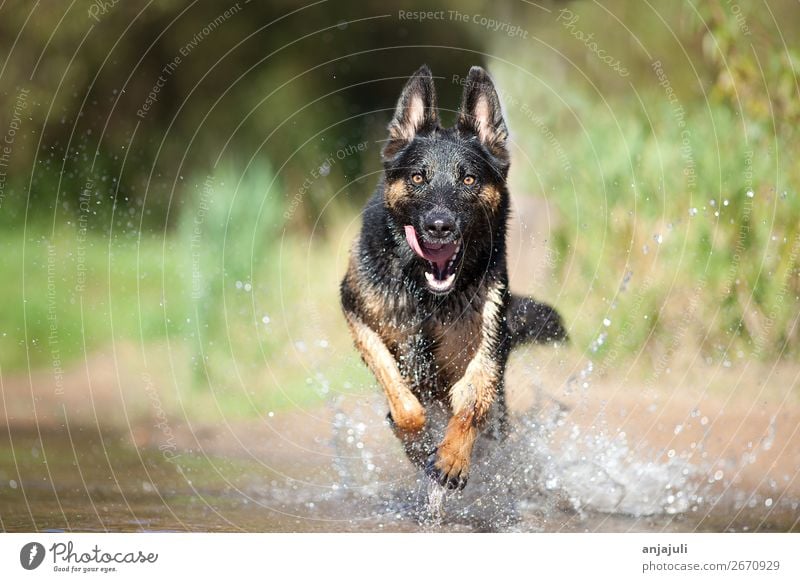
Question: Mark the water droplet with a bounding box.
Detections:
[746,190,754,198]
[761,417,777,451]
[765,498,773,507]
[262,315,271,324]
[9,480,17,489]
[602,318,611,327]
[714,470,724,481]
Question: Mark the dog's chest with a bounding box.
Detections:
[425,304,483,384]
[367,286,486,391]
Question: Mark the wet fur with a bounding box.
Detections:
[340,65,567,490]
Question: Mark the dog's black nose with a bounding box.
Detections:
[423,211,456,239]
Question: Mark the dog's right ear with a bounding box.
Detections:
[383,65,439,160]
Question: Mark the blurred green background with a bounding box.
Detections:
[0,0,798,420]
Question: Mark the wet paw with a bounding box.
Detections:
[425,451,468,490]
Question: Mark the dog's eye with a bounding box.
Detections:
[410,173,424,185]
[463,175,476,186]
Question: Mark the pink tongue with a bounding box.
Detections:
[404,225,457,273]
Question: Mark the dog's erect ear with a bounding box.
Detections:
[456,66,509,161]
[383,65,439,160]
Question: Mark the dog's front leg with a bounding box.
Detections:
[344,311,426,436]
[427,284,506,490]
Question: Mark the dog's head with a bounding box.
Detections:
[381,65,510,295]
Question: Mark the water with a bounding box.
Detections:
[2,384,796,532]
[1,292,796,533]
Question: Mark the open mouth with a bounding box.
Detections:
[404,225,462,293]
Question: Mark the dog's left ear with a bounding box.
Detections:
[383,65,439,160]
[457,66,509,162]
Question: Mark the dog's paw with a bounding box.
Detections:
[425,450,469,490]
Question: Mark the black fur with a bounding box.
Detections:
[340,65,567,489]
[507,295,568,348]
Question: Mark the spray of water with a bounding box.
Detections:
[282,290,788,531]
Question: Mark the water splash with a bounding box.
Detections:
[319,385,705,530]
[423,481,447,526]
[293,320,787,530]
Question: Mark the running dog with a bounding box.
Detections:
[340,65,567,490]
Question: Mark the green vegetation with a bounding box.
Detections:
[0,165,372,417]
[1,0,798,418]
[499,93,799,363]
[490,1,800,366]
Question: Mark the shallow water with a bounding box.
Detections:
[1,392,797,532]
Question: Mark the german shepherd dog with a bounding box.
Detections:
[340,65,566,490]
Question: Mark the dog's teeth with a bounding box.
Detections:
[424,270,455,292]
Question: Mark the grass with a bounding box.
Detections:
[3,74,799,420]
[0,228,186,371]
[0,163,373,420]
[493,66,800,368]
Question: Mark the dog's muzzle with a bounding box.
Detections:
[404,225,463,294]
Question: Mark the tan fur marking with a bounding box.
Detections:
[431,309,481,383]
[347,246,386,326]
[449,284,503,416]
[480,184,501,209]
[358,282,387,325]
[345,311,425,433]
[434,412,477,479]
[347,247,414,356]
[435,284,505,482]
[385,179,409,210]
